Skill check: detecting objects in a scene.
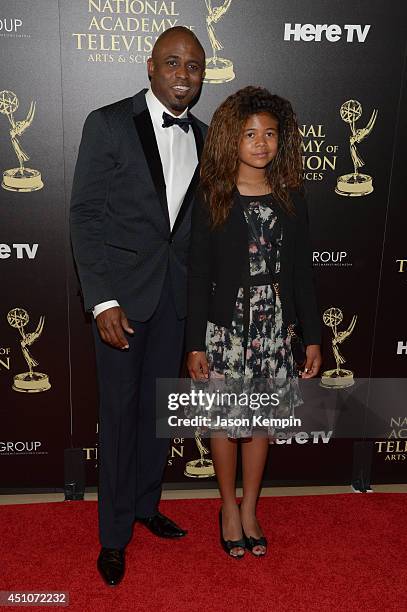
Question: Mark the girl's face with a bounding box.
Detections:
[238,112,279,171]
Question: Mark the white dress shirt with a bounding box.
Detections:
[93,88,198,318]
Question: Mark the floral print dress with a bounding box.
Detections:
[200,193,302,439]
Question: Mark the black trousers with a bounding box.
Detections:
[93,273,185,549]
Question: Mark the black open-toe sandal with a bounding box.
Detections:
[219,510,245,559]
[243,533,267,557]
[238,503,267,557]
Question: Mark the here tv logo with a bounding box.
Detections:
[284,23,371,43]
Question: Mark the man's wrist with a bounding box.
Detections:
[93,300,120,318]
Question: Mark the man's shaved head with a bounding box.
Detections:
[152,26,205,61]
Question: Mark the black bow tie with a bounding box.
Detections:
[162,111,192,133]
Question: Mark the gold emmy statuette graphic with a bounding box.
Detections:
[184,432,215,478]
[0,90,43,192]
[204,0,235,83]
[7,308,51,392]
[321,307,357,389]
[335,99,377,197]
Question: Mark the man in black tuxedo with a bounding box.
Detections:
[70,26,206,585]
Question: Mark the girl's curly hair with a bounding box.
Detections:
[200,86,303,227]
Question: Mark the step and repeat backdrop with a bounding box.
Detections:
[1,0,406,488]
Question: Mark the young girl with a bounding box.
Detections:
[186,86,322,558]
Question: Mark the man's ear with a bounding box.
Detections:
[147,57,154,78]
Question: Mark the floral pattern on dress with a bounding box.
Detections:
[192,196,302,439]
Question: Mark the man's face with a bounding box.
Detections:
[147,32,205,115]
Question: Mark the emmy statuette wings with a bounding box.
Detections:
[321,307,357,389]
[204,0,235,83]
[336,99,378,197]
[0,90,43,192]
[7,308,51,393]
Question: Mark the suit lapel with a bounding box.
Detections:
[171,117,204,237]
[191,116,204,160]
[133,105,170,229]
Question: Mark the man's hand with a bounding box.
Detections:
[187,351,209,381]
[300,344,322,379]
[96,306,134,349]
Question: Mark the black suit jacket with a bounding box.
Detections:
[70,89,207,320]
[185,189,321,351]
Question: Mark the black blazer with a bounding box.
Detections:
[185,189,321,351]
[70,89,207,320]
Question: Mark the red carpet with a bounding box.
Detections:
[1,494,406,611]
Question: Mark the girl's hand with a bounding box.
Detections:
[187,351,209,381]
[300,345,322,379]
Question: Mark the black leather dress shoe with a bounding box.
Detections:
[97,547,125,586]
[137,511,187,538]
